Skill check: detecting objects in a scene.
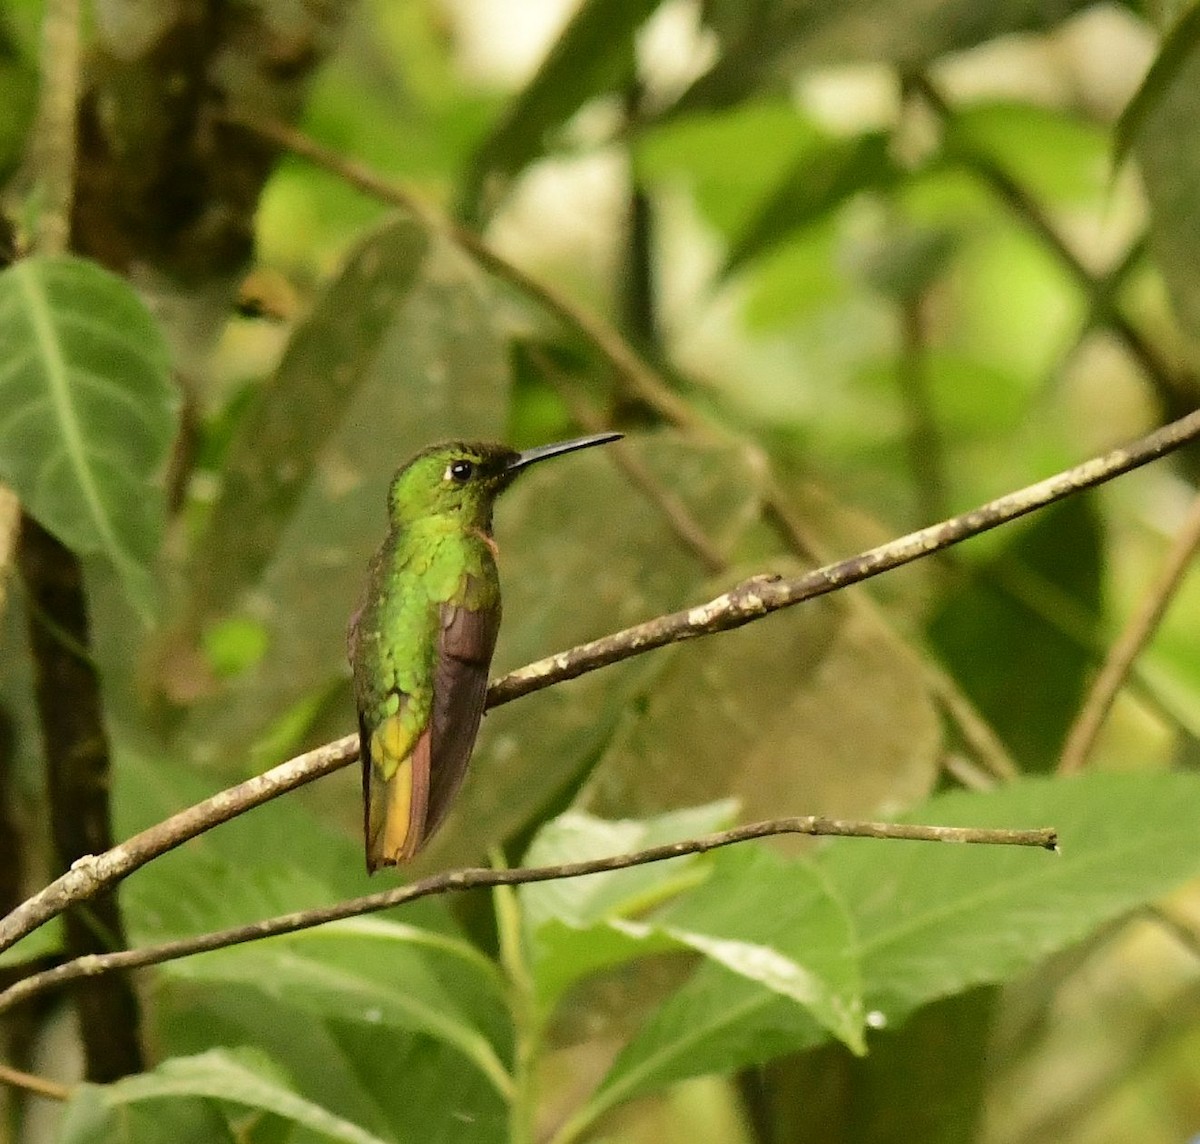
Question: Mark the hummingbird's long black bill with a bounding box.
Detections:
[506,432,623,472]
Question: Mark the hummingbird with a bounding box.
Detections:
[347,433,622,871]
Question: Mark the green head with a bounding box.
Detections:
[386,433,622,530]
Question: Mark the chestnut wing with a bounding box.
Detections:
[425,600,501,839]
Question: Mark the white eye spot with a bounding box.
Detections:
[446,459,474,483]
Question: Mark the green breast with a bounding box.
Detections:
[351,520,500,734]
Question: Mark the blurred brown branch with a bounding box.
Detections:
[0,1061,70,1102]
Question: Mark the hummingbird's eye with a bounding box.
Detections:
[447,459,474,483]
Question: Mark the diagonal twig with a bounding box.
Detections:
[528,346,728,573]
[0,1061,70,1102]
[1059,490,1200,774]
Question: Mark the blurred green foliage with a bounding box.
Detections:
[3,1,1200,1142]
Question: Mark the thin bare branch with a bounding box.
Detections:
[1059,491,1200,774]
[1,408,1198,956]
[0,1061,70,1102]
[529,346,728,574]
[0,735,357,953]
[925,661,1020,781]
[898,295,948,525]
[0,815,1056,1016]
[940,752,998,792]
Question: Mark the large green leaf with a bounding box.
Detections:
[156,986,507,1144]
[825,771,1200,1026]
[0,254,177,611]
[573,845,862,1130]
[185,214,429,622]
[583,573,940,828]
[160,919,512,1098]
[522,802,737,930]
[928,496,1103,771]
[59,1049,390,1144]
[111,752,510,1089]
[59,1086,234,1144]
[649,845,864,1047]
[171,216,510,763]
[521,802,738,1011]
[576,771,1200,1129]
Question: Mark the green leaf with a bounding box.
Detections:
[460,0,665,221]
[574,771,1200,1131]
[635,101,823,241]
[59,1085,234,1144]
[0,254,177,612]
[522,801,737,928]
[949,102,1108,204]
[929,497,1103,771]
[651,846,864,1046]
[162,921,513,1099]
[521,802,737,1011]
[824,771,1200,1026]
[584,574,940,831]
[111,753,511,1091]
[61,1049,390,1144]
[1114,3,1200,167]
[724,133,900,275]
[577,846,862,1127]
[157,987,507,1144]
[1136,19,1200,342]
[185,214,429,623]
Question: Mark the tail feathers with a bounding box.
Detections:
[364,713,431,871]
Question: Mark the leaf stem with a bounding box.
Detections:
[492,850,540,1144]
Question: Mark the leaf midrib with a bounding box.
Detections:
[14,260,130,571]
